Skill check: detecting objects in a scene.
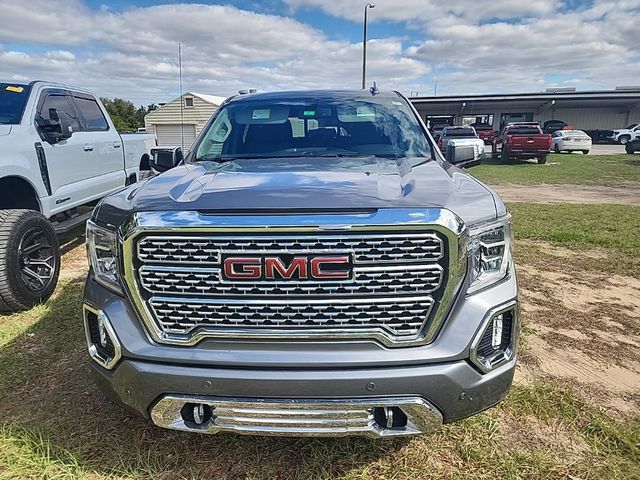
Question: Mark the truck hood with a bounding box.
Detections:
[96,156,503,227]
[0,125,12,136]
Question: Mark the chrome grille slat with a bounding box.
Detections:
[149,297,434,335]
[137,233,443,265]
[139,264,443,297]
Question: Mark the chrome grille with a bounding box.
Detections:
[137,233,443,265]
[150,297,434,335]
[128,225,454,346]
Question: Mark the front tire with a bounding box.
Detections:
[0,210,60,312]
[501,149,513,164]
[538,155,548,164]
[554,144,561,153]
[582,150,590,155]
[619,135,631,145]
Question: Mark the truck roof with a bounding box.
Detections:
[0,80,98,96]
[226,89,402,104]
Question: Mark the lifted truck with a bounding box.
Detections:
[492,123,551,164]
[0,81,154,312]
[83,89,517,438]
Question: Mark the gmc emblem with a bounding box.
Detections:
[222,255,353,281]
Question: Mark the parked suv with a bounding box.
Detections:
[83,90,518,438]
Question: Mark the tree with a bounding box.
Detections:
[100,97,155,132]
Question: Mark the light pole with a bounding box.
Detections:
[361,3,375,89]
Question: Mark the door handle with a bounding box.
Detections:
[113,142,121,148]
[82,144,94,152]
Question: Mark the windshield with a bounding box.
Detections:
[444,128,475,137]
[0,83,31,124]
[194,94,430,161]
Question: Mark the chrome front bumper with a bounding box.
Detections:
[150,395,443,437]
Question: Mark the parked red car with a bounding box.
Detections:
[492,123,552,164]
[472,123,495,145]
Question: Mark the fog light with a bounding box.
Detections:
[491,314,503,349]
[180,402,213,428]
[83,304,122,370]
[470,303,517,373]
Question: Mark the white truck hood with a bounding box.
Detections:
[0,125,12,136]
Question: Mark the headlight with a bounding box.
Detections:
[86,220,122,294]
[467,215,512,294]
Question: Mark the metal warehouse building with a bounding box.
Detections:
[409,88,640,133]
[144,92,227,147]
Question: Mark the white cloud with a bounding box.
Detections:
[0,0,638,104]
[283,0,560,24]
[0,1,425,103]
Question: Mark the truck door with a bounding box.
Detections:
[70,93,123,193]
[35,89,88,204]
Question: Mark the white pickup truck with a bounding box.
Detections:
[609,123,640,144]
[0,81,155,312]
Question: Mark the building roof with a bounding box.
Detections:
[188,92,228,106]
[410,88,640,107]
[409,89,640,115]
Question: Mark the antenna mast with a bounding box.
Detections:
[178,42,184,152]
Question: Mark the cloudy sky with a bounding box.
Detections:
[1,0,639,105]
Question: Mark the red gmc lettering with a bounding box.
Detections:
[224,256,351,280]
[310,256,351,279]
[264,257,307,279]
[223,257,261,279]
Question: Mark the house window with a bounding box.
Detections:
[184,97,194,108]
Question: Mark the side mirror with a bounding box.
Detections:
[445,142,482,168]
[151,147,183,173]
[36,108,73,144]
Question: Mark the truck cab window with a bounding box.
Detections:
[74,96,109,131]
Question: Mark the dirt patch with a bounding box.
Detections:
[493,183,640,205]
[499,413,588,460]
[517,253,640,416]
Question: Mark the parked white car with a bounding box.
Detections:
[608,124,640,145]
[0,80,155,311]
[551,130,592,154]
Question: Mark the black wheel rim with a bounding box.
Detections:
[18,227,56,293]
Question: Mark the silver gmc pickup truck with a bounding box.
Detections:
[83,89,518,438]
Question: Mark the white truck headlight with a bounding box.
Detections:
[86,220,122,294]
[467,215,512,294]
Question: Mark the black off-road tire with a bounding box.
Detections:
[537,155,548,164]
[0,210,60,313]
[626,143,635,154]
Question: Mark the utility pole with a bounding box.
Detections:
[361,3,375,89]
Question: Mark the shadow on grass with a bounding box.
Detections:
[58,224,86,255]
[0,276,409,479]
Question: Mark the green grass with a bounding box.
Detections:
[469,154,640,186]
[509,203,640,253]
[508,203,640,278]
